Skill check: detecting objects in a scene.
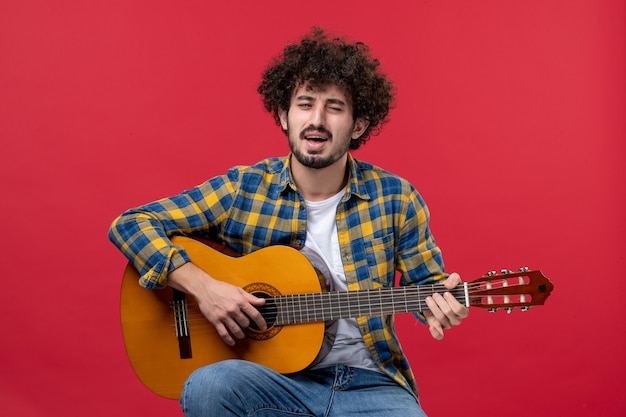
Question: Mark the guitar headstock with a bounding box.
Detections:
[468,268,554,312]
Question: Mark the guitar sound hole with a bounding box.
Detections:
[242,283,282,340]
[248,292,277,331]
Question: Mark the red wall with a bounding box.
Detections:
[2,1,624,416]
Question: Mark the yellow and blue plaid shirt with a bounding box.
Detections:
[109,153,446,396]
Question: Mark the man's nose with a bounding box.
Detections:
[309,105,326,126]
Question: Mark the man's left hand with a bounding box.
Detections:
[423,273,469,340]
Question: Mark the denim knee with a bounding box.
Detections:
[180,360,245,416]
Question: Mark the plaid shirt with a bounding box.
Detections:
[109,153,446,396]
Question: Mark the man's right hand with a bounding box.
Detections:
[167,262,267,346]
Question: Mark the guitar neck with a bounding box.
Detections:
[269,284,468,325]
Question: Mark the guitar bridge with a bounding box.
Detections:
[173,289,192,359]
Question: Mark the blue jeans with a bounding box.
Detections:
[180,360,428,417]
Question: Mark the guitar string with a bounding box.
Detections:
[169,280,531,312]
[175,291,531,326]
[175,289,526,313]
[173,300,528,331]
[174,282,534,314]
[166,277,540,330]
[269,293,530,324]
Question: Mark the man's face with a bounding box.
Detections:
[279,83,369,170]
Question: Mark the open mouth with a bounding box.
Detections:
[301,127,331,142]
[304,135,327,142]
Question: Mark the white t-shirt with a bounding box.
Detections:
[304,190,379,372]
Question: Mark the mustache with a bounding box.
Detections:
[300,125,332,140]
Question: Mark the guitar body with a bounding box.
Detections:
[120,236,325,399]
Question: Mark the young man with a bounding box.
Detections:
[109,28,468,417]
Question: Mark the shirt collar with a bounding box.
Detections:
[278,153,371,201]
[345,153,371,201]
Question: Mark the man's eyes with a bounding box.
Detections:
[297,103,343,111]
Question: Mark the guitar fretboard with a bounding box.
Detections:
[268,284,469,325]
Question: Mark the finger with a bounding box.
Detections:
[214,322,237,346]
[426,293,450,329]
[239,305,267,331]
[432,292,466,327]
[423,311,445,340]
[444,272,462,289]
[430,292,468,327]
[209,308,248,345]
[244,294,268,330]
[248,293,267,306]
[429,324,444,340]
[228,319,247,340]
[233,310,251,329]
[443,292,470,320]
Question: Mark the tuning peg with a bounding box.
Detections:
[501,269,512,274]
[521,306,531,312]
[506,308,513,314]
[518,267,529,272]
[485,270,496,277]
[488,308,498,313]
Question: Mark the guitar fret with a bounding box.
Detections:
[293,293,301,324]
[301,293,308,323]
[403,287,408,314]
[317,293,324,321]
[295,293,302,324]
[332,291,340,320]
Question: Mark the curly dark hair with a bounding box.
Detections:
[257,28,395,149]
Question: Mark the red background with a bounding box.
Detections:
[1,1,624,416]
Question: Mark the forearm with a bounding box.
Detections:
[397,193,447,287]
[167,262,210,295]
[108,179,229,287]
[108,208,192,288]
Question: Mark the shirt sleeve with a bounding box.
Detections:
[108,170,240,288]
[395,185,448,323]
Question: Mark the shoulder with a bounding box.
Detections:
[222,157,287,181]
[225,156,286,175]
[353,158,417,196]
[352,158,431,224]
[208,157,288,196]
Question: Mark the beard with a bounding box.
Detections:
[287,125,352,169]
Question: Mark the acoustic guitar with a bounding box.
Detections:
[120,236,553,399]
